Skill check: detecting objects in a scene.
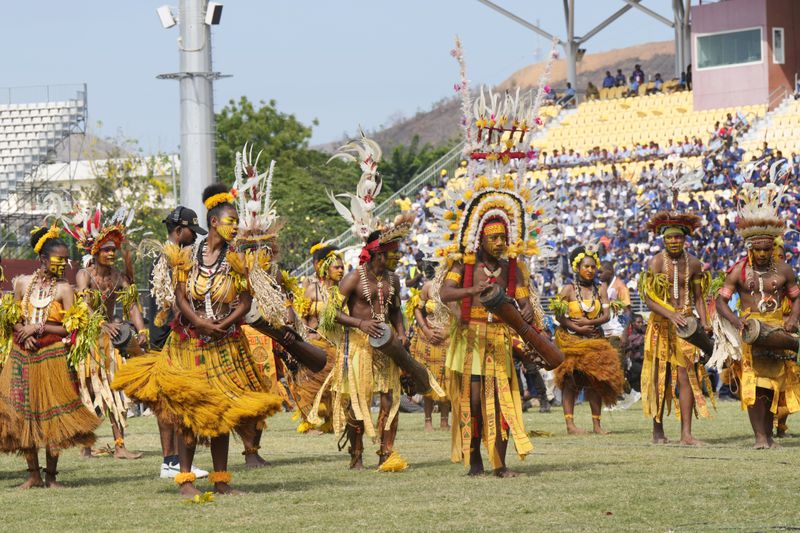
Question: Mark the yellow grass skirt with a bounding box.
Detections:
[731,309,800,415]
[290,337,336,422]
[410,332,449,398]
[641,314,713,422]
[446,320,531,469]
[554,328,625,407]
[0,339,99,452]
[308,328,401,440]
[112,328,283,438]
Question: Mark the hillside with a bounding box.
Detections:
[344,40,676,152]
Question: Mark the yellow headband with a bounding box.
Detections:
[32,225,62,254]
[571,251,600,273]
[315,250,341,279]
[204,192,235,211]
[483,222,507,236]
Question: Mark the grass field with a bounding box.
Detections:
[1,400,799,532]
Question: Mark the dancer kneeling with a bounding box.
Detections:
[550,245,624,435]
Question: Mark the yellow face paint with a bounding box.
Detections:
[216,216,239,242]
[47,256,67,278]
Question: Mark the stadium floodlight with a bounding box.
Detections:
[157,5,177,29]
[205,2,223,25]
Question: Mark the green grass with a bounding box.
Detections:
[1,401,799,532]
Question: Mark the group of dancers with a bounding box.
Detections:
[1,37,799,495]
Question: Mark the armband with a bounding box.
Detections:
[514,286,530,299]
[788,286,800,299]
[445,271,462,284]
[719,287,733,299]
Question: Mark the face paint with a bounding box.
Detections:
[47,255,67,278]
[97,245,117,266]
[385,251,402,271]
[481,231,508,259]
[328,259,344,282]
[216,216,238,242]
[750,239,774,268]
[663,233,685,256]
[578,257,597,282]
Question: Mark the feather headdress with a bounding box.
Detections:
[435,36,557,322]
[644,165,705,236]
[328,127,382,212]
[232,143,278,246]
[62,203,134,255]
[735,159,789,242]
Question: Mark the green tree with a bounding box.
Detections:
[379,135,453,191]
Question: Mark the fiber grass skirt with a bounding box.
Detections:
[554,328,624,407]
[0,339,98,452]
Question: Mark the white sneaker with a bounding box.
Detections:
[160,463,208,479]
[191,464,209,478]
[160,462,179,479]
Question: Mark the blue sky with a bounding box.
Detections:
[1,1,674,152]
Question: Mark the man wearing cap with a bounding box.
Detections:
[146,207,209,478]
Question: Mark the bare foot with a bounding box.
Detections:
[440,424,451,431]
[467,464,485,476]
[679,435,706,446]
[424,419,433,432]
[244,453,271,469]
[179,482,202,497]
[593,423,610,435]
[114,447,144,460]
[45,480,66,489]
[567,423,587,435]
[213,482,243,495]
[768,439,781,449]
[754,434,770,449]
[349,460,364,470]
[776,427,789,438]
[17,477,44,490]
[652,425,669,444]
[467,446,485,476]
[494,467,522,478]
[306,429,324,436]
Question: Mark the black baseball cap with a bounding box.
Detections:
[164,206,207,235]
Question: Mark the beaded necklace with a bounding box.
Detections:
[575,282,600,317]
[357,264,395,321]
[22,270,58,325]
[188,239,231,320]
[663,250,690,311]
[746,262,779,313]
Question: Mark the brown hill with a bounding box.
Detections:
[356,40,676,152]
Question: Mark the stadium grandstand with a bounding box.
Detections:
[0,83,87,257]
[294,0,800,316]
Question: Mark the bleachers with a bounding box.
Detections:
[525,91,767,184]
[0,85,87,256]
[739,98,800,160]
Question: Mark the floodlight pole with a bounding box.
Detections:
[158,0,228,219]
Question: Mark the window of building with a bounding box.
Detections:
[696,28,762,70]
[773,27,785,64]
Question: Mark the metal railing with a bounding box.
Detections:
[292,140,466,277]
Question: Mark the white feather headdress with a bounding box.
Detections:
[233,143,278,243]
[736,159,789,241]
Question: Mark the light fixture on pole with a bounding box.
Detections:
[156,5,176,29]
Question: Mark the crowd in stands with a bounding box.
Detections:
[548,63,693,106]
[392,115,800,302]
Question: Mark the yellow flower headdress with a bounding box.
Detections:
[31,224,62,254]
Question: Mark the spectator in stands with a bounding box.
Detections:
[586,82,600,101]
[602,71,615,89]
[795,77,800,99]
[686,63,692,90]
[647,73,663,95]
[557,82,576,107]
[627,75,640,97]
[615,69,626,87]
[631,64,645,85]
